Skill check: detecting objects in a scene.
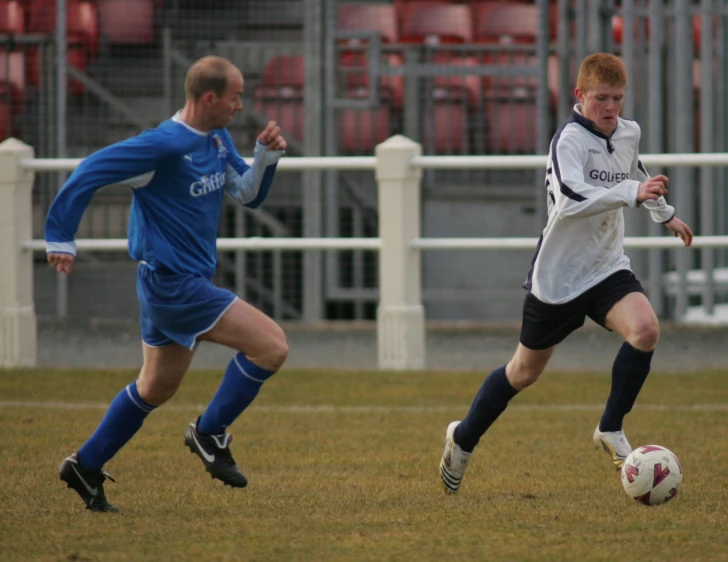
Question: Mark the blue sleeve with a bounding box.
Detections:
[222,130,280,209]
[45,127,180,252]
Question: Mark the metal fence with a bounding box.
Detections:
[4,0,728,324]
[6,141,728,368]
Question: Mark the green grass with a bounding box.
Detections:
[1,368,727,561]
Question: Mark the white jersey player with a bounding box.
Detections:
[439,53,693,495]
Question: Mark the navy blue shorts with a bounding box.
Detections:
[137,263,237,350]
[519,269,645,351]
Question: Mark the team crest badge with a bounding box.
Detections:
[212,134,228,158]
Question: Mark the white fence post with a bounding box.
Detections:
[0,138,37,367]
[375,135,425,370]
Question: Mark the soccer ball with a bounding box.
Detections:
[620,445,683,506]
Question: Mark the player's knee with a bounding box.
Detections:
[137,376,180,407]
[518,367,543,389]
[507,362,544,390]
[629,321,660,351]
[261,327,288,371]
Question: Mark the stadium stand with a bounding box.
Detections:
[26,0,99,95]
[0,0,23,35]
[253,54,305,143]
[399,3,473,44]
[472,1,540,44]
[97,0,155,45]
[0,50,25,110]
[337,4,399,44]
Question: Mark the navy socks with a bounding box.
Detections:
[599,342,653,432]
[454,365,520,453]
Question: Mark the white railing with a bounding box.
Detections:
[3,135,728,369]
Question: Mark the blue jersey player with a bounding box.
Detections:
[46,56,289,512]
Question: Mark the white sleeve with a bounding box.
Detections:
[630,153,675,224]
[224,140,284,205]
[551,130,639,219]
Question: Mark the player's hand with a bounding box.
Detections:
[664,217,694,248]
[258,121,287,152]
[637,175,669,203]
[47,252,75,274]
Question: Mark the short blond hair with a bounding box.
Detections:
[576,53,627,92]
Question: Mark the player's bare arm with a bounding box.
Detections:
[635,174,693,247]
[664,217,694,247]
[258,120,287,152]
[47,252,75,274]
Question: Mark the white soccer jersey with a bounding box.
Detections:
[525,105,675,304]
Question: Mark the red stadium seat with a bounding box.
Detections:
[472,2,559,44]
[261,55,304,89]
[255,90,304,141]
[430,53,480,108]
[482,55,559,154]
[255,90,305,143]
[484,97,537,153]
[395,0,461,19]
[692,14,719,52]
[254,56,305,141]
[26,0,98,95]
[338,4,398,44]
[611,15,650,44]
[0,98,10,140]
[339,104,391,153]
[98,0,155,45]
[423,101,469,153]
[339,52,405,108]
[0,50,24,110]
[481,52,558,104]
[400,3,473,44]
[473,1,537,44]
[26,47,88,96]
[28,0,99,55]
[0,1,23,34]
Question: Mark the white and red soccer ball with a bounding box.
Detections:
[621,445,683,506]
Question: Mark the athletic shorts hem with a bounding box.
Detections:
[189,296,238,351]
[519,269,645,350]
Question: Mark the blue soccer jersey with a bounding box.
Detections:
[45,113,281,279]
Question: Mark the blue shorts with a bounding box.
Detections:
[137,263,237,350]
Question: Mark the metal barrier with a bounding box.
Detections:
[3,136,728,369]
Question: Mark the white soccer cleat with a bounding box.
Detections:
[440,421,472,494]
[593,425,633,471]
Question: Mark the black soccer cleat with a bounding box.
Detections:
[184,417,248,488]
[59,453,121,513]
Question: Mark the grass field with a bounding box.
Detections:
[1,368,728,561]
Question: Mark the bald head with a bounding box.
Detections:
[184,56,241,102]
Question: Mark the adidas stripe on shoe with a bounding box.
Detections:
[440,421,472,494]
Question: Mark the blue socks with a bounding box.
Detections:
[77,381,155,472]
[197,353,275,435]
[75,355,274,471]
[454,365,519,453]
[599,342,653,432]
